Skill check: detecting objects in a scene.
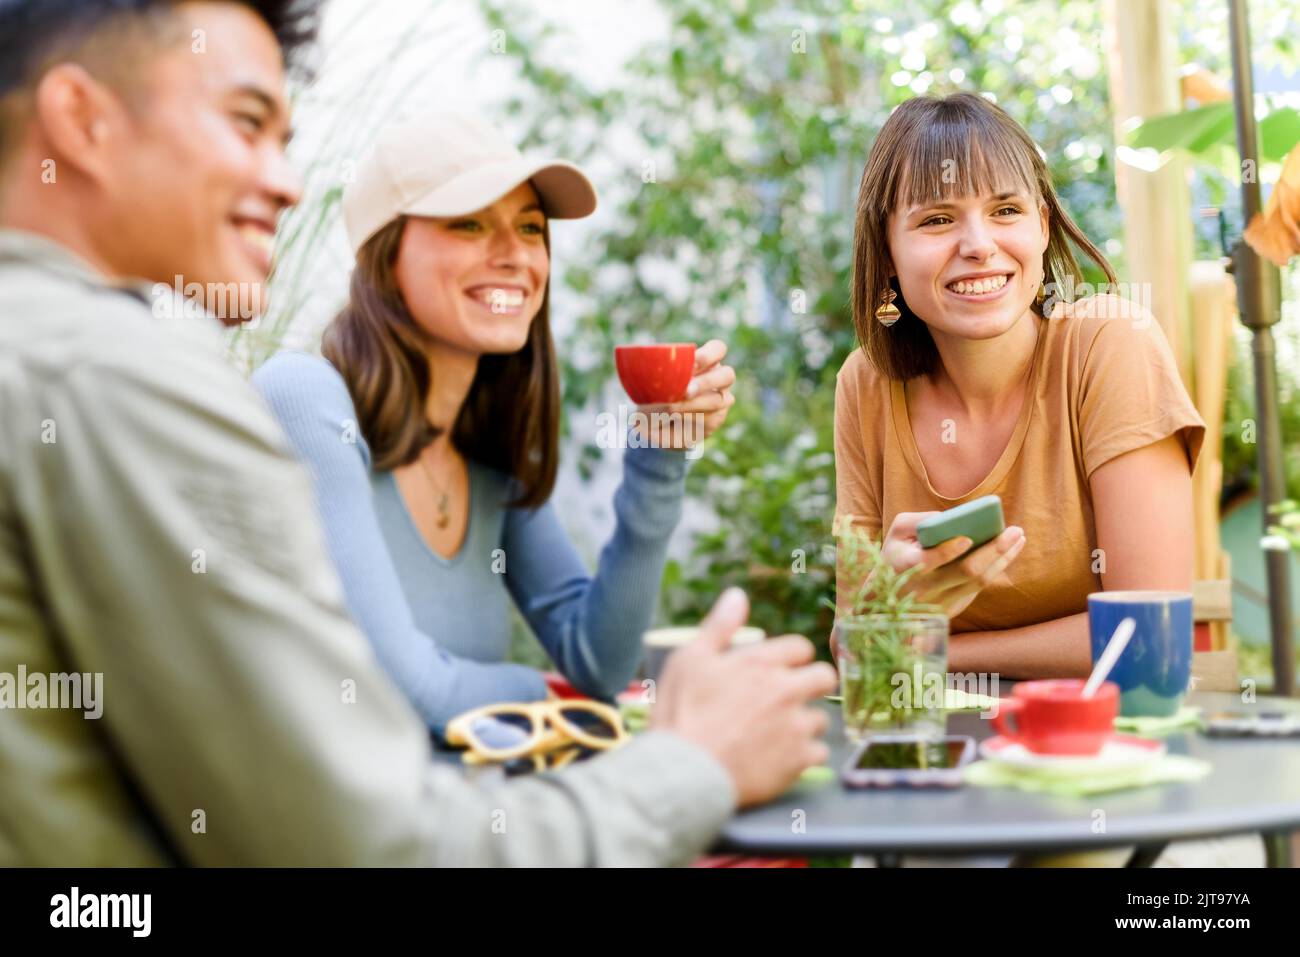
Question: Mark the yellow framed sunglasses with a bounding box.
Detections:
[460,742,598,773]
[445,698,628,764]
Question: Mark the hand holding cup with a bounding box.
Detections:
[616,339,736,450]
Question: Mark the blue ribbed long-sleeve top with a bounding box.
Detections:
[252,351,688,733]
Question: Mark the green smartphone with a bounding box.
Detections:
[915,494,1005,551]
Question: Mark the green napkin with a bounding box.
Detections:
[619,700,651,734]
[797,765,836,787]
[944,688,1003,712]
[965,754,1210,796]
[1114,707,1203,737]
[779,764,837,798]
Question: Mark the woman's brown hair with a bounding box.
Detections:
[321,215,560,507]
[850,91,1118,381]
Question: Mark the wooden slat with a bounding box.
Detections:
[1193,579,1233,622]
[1102,0,1195,381]
[1192,649,1239,693]
[1189,261,1235,593]
[1212,551,1232,649]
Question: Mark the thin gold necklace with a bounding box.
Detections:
[418,447,453,530]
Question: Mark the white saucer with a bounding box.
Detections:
[980,735,1166,774]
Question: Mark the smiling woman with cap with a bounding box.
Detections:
[252,111,736,731]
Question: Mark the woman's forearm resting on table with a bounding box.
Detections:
[948,612,1092,679]
[951,438,1195,682]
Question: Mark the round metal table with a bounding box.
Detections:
[717,691,1300,866]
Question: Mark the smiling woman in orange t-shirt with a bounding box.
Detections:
[834,92,1205,680]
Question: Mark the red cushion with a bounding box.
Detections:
[543,672,643,700]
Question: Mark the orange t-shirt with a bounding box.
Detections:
[833,294,1206,633]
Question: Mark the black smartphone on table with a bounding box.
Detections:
[840,735,976,788]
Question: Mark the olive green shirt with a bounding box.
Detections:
[0,229,734,866]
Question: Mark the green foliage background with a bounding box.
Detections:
[476,0,1299,658]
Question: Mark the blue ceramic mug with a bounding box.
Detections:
[1087,591,1193,718]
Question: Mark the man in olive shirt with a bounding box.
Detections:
[0,0,836,865]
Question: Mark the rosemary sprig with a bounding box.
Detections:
[824,523,946,734]
[820,521,942,621]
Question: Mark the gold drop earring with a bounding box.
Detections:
[876,287,901,327]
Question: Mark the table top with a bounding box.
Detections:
[717,691,1300,857]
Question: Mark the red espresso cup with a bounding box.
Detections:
[990,679,1119,755]
[614,343,696,404]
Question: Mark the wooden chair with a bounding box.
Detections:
[1192,577,1239,692]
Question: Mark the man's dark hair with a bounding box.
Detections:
[0,1,319,168]
[0,1,321,97]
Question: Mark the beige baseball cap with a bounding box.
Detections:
[342,111,598,254]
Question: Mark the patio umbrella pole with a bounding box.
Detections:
[1226,0,1295,696]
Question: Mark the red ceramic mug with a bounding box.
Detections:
[990,679,1119,755]
[614,343,695,404]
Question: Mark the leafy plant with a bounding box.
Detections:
[829,522,938,620]
[827,524,944,735]
[463,0,1300,672]
[1127,100,1300,179]
[473,0,1138,663]
[659,369,842,653]
[1124,30,1300,515]
[1267,499,1300,551]
[1218,268,1300,505]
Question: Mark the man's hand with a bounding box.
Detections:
[651,588,838,808]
